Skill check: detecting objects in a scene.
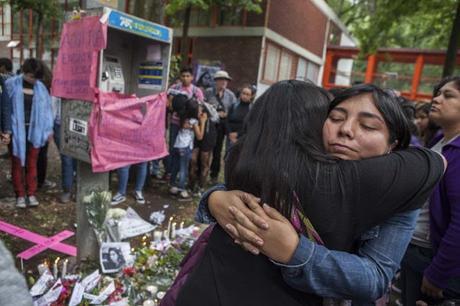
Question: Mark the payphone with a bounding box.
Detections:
[100,55,125,93]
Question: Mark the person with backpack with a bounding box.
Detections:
[165,67,204,180]
[205,70,237,183]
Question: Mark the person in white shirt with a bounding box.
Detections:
[169,99,206,200]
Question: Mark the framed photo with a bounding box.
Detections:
[100,242,132,273]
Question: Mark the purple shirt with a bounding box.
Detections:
[425,134,460,288]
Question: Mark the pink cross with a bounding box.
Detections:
[0,220,77,260]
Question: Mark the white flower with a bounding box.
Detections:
[145,285,158,295]
[101,191,112,203]
[106,208,127,220]
[83,193,95,204]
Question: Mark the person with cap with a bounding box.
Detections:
[205,70,237,183]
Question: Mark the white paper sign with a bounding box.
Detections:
[118,207,155,239]
[69,282,85,306]
[90,281,115,304]
[30,270,54,297]
[81,270,101,292]
[69,118,87,136]
[33,279,63,306]
[109,298,129,306]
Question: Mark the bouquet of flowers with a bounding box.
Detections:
[83,190,112,244]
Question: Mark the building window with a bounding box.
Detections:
[263,43,281,82]
[279,51,294,81]
[296,58,319,84]
[262,42,299,83]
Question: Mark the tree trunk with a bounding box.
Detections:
[148,0,165,23]
[442,0,460,77]
[35,13,43,59]
[180,5,192,66]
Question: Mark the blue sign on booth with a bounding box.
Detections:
[107,10,171,43]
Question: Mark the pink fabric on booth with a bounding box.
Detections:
[52,16,107,102]
[89,91,168,172]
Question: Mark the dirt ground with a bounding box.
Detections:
[0,141,205,275]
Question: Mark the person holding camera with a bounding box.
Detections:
[205,70,237,183]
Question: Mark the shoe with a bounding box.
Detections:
[111,193,126,206]
[16,197,27,208]
[28,196,39,207]
[169,186,180,195]
[134,191,145,204]
[41,180,56,189]
[178,190,192,201]
[60,192,72,204]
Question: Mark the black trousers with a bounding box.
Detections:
[37,141,48,187]
[210,122,226,179]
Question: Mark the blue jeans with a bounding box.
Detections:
[170,147,192,190]
[150,159,161,176]
[165,123,180,174]
[54,123,76,192]
[117,162,148,195]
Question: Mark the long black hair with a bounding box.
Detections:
[416,102,439,146]
[225,80,333,217]
[329,84,411,150]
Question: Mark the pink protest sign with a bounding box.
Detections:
[89,91,168,172]
[51,16,107,102]
[0,220,77,259]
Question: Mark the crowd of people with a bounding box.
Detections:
[0,55,459,305]
[0,59,254,207]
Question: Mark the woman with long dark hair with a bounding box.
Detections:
[401,76,460,305]
[415,102,440,146]
[163,81,444,305]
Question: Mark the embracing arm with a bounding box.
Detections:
[352,147,445,233]
[277,210,419,301]
[195,184,226,224]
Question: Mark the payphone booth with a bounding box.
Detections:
[56,8,172,261]
[61,8,172,162]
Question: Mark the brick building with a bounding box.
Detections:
[171,0,356,96]
[0,0,354,95]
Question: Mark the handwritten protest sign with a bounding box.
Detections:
[0,220,76,259]
[52,16,107,102]
[89,92,168,172]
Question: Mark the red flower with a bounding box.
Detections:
[122,266,136,277]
